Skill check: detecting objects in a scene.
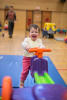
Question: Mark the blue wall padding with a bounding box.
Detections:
[0,55,67,88]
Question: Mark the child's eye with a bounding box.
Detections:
[35,31,37,33]
[34,31,38,33]
[35,32,38,33]
[31,31,34,33]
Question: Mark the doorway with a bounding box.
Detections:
[26,10,52,30]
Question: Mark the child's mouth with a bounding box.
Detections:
[32,35,37,38]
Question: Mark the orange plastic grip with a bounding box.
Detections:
[29,48,38,52]
[2,76,12,100]
[29,48,51,58]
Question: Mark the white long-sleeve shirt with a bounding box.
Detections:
[22,37,45,57]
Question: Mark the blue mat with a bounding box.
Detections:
[44,57,67,87]
[0,55,67,88]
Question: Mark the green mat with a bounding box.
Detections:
[0,96,1,100]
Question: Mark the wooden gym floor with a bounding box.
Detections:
[0,30,67,84]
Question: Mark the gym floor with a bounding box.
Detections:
[0,30,67,84]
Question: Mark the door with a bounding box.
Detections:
[26,10,33,30]
[41,11,51,29]
[4,6,9,21]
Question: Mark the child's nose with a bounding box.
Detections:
[32,32,36,34]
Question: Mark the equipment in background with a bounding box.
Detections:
[42,23,56,38]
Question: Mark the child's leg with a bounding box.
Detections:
[20,57,31,88]
[20,80,24,88]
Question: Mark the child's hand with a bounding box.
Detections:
[14,21,16,24]
[25,46,30,51]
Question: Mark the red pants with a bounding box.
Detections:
[21,56,31,81]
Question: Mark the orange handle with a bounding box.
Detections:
[29,47,38,52]
[29,48,51,58]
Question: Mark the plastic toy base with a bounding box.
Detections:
[12,84,67,100]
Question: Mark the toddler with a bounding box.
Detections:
[20,24,45,88]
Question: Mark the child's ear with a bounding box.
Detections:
[29,32,31,37]
[38,33,40,36]
[38,33,40,37]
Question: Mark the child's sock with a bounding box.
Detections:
[20,81,24,88]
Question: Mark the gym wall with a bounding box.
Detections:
[0,0,67,32]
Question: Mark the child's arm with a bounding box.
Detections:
[21,38,30,51]
[5,12,8,20]
[14,12,16,21]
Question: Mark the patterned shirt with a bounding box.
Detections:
[22,37,45,57]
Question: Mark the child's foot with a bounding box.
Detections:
[20,81,24,88]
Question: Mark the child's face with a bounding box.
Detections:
[29,27,39,41]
